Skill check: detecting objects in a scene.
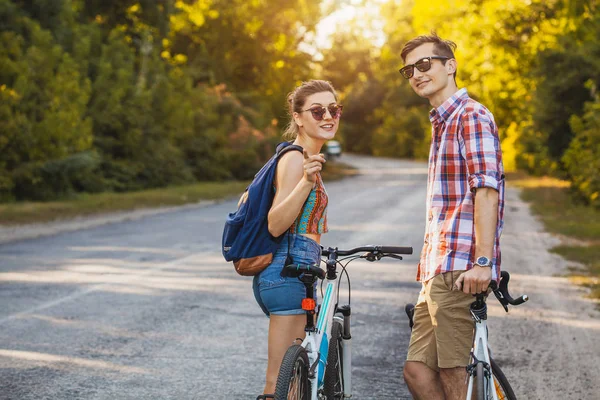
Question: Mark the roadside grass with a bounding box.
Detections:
[0,160,357,227]
[507,172,600,302]
[0,181,250,226]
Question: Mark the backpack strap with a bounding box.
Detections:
[273,142,304,267]
[275,142,303,159]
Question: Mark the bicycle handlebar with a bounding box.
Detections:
[283,245,414,282]
[321,245,413,257]
[490,271,529,311]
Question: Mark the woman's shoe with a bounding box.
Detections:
[256,395,274,400]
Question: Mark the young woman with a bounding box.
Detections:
[254,80,342,399]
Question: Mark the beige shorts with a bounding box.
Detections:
[406,270,475,371]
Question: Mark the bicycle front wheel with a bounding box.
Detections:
[323,319,344,399]
[275,344,311,400]
[491,358,517,400]
[476,362,486,400]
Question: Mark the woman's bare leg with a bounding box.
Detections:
[262,314,306,395]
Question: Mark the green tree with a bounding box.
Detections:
[319,19,384,154]
[564,90,600,207]
[167,0,321,128]
[0,5,93,200]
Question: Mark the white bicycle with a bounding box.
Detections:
[274,244,413,400]
[406,270,528,400]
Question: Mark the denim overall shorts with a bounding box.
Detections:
[253,233,321,316]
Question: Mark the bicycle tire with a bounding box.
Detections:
[491,358,517,400]
[275,344,311,400]
[476,362,485,400]
[323,319,344,399]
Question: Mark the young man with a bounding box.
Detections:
[399,34,505,399]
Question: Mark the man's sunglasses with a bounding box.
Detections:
[399,56,450,79]
[301,104,343,121]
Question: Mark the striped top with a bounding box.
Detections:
[290,172,328,234]
[418,88,505,283]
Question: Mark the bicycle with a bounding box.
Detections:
[405,270,528,400]
[274,244,413,400]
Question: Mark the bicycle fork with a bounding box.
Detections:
[337,305,352,398]
[466,319,497,400]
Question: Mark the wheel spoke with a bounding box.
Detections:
[494,377,507,400]
[336,346,342,392]
[275,345,310,400]
[285,357,304,400]
[490,358,516,400]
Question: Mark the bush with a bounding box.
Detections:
[563,96,600,208]
[12,151,102,200]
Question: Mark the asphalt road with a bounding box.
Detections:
[0,155,429,399]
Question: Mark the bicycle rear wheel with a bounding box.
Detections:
[491,358,517,400]
[323,319,344,399]
[275,344,311,400]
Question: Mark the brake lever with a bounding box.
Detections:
[362,251,382,262]
[361,252,403,261]
[493,289,509,313]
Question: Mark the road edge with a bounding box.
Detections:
[0,200,217,244]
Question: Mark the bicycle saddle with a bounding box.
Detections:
[281,263,326,280]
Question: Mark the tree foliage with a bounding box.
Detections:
[1,0,599,207]
[0,0,320,201]
[319,0,600,206]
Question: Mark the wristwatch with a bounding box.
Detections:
[474,256,493,268]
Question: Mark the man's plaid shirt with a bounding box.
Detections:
[417,88,505,283]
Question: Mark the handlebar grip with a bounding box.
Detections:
[511,294,529,305]
[380,246,413,255]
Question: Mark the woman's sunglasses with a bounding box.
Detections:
[399,56,449,79]
[301,104,343,121]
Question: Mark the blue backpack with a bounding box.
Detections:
[222,142,303,276]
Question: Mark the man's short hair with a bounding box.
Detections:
[401,33,457,80]
[400,33,457,62]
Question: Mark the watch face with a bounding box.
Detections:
[476,256,490,266]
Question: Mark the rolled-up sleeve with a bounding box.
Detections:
[459,110,503,192]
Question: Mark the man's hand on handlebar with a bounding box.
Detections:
[454,266,492,294]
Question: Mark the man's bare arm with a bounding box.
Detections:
[455,187,498,294]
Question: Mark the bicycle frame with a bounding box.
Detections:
[405,270,526,400]
[277,245,412,399]
[301,275,352,399]
[466,311,497,400]
[465,271,528,400]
